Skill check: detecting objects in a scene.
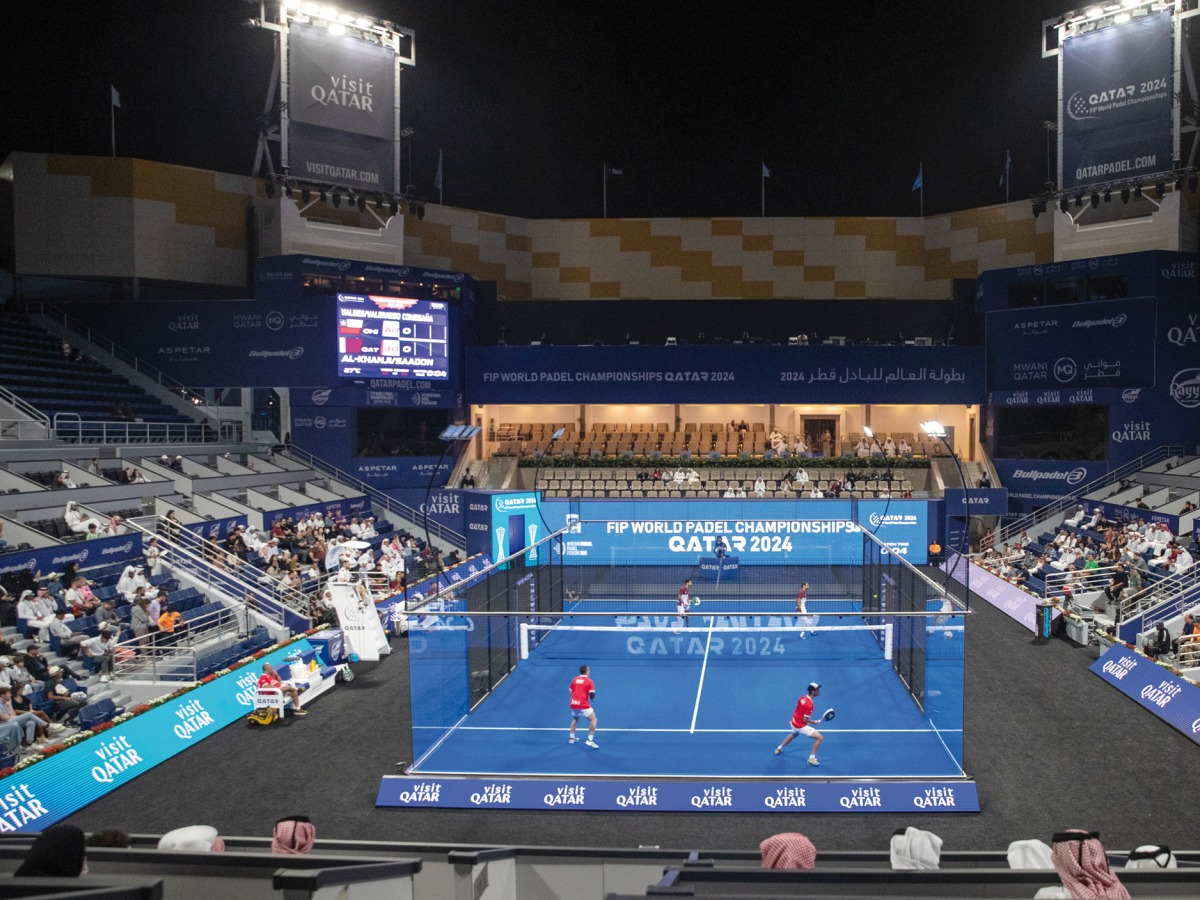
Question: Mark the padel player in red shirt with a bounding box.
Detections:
[568,664,598,748]
[775,681,822,765]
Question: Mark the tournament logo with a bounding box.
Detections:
[313,416,327,429]
[1169,368,1200,408]
[265,311,285,331]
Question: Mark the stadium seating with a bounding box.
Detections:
[78,697,124,730]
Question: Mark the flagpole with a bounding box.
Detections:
[111,102,116,157]
[761,171,765,217]
[603,164,608,219]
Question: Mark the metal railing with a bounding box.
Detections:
[283,446,466,547]
[994,446,1185,546]
[111,605,243,682]
[1043,564,1120,600]
[52,413,215,445]
[1117,565,1200,626]
[124,518,303,631]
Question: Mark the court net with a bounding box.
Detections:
[519,621,893,664]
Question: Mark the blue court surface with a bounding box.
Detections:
[410,614,965,780]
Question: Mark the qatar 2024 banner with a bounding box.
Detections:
[1062,10,1174,190]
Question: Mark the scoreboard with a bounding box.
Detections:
[336,293,451,380]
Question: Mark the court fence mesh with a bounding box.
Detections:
[408,522,964,761]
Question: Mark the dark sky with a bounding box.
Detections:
[2,1,1074,220]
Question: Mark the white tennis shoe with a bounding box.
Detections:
[585,739,599,749]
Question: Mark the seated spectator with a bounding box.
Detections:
[271,815,317,854]
[157,825,225,852]
[47,611,85,659]
[1046,830,1129,900]
[56,471,77,490]
[13,682,64,738]
[18,588,66,642]
[1125,845,1177,869]
[1065,504,1086,527]
[1144,621,1171,658]
[46,673,83,725]
[889,827,942,869]
[24,645,77,683]
[117,565,148,600]
[63,501,103,535]
[0,685,51,749]
[80,627,118,682]
[760,832,816,870]
[87,829,133,848]
[1007,838,1053,870]
[258,662,307,716]
[1172,613,1197,655]
[94,600,120,630]
[64,577,100,617]
[14,825,87,877]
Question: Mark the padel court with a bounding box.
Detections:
[409,610,965,780]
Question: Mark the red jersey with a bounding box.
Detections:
[258,671,282,689]
[790,695,814,729]
[569,675,594,709]
[678,583,691,604]
[795,587,808,613]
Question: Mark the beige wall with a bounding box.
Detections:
[403,202,1055,301]
[6,151,1055,298]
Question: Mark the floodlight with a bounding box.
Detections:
[320,6,339,20]
[1074,193,1083,208]
[1090,193,1099,209]
[550,428,565,441]
[1120,186,1131,203]
[302,2,321,14]
[329,22,346,35]
[355,17,372,27]
[1084,6,1104,17]
[1103,187,1111,202]
[1155,181,1165,198]
[331,191,341,208]
[862,426,874,438]
[1059,196,1070,213]
[338,12,354,23]
[920,420,947,438]
[1114,12,1131,22]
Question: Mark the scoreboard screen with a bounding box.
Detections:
[336,293,450,380]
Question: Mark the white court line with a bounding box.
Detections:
[405,767,970,780]
[410,712,471,770]
[415,725,962,734]
[689,616,715,734]
[928,718,966,777]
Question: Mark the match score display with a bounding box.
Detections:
[336,293,450,380]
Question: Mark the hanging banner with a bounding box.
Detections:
[1061,11,1174,190]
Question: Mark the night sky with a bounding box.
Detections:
[2,1,1075,220]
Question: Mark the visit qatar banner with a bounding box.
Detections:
[377,776,979,813]
[1061,10,1174,190]
[0,641,313,832]
[1091,644,1200,747]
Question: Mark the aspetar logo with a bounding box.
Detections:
[311,389,331,406]
[1170,368,1200,409]
[1121,388,1141,404]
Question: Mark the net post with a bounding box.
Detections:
[884,623,893,661]
[519,622,529,660]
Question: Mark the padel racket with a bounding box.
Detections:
[817,708,836,723]
[690,596,701,607]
